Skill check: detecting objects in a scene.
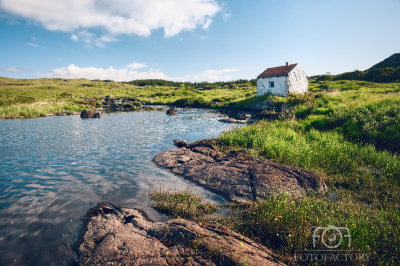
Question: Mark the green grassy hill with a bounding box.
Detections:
[217,78,400,265]
[369,53,400,70]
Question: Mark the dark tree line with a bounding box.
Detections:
[128,79,257,87]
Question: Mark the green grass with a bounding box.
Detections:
[149,188,219,220]
[214,79,400,265]
[0,76,257,119]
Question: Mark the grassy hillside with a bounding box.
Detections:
[369,53,400,70]
[216,79,400,265]
[0,76,256,119]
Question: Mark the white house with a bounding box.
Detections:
[257,62,308,96]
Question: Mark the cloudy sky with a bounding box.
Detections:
[0,0,399,82]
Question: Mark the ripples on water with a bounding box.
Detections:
[0,109,240,266]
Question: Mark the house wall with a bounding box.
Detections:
[287,65,308,94]
[257,76,288,96]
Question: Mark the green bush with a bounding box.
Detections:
[123,103,134,109]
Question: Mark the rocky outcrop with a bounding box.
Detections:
[80,110,101,118]
[153,140,327,202]
[166,107,178,115]
[66,201,284,266]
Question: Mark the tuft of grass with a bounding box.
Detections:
[149,188,219,220]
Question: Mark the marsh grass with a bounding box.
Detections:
[0,100,85,119]
[149,188,219,220]
[217,194,400,265]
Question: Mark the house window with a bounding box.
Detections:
[269,81,274,88]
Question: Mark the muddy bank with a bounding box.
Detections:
[153,140,327,203]
[65,201,284,266]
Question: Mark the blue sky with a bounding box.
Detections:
[0,0,399,82]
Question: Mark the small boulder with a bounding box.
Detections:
[166,107,177,115]
[173,139,189,148]
[56,113,66,116]
[80,110,101,118]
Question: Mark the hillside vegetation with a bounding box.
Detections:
[369,53,400,70]
[216,78,400,265]
[314,54,400,83]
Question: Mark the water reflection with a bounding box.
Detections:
[0,109,240,266]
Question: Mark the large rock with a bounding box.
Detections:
[80,110,101,118]
[153,140,327,202]
[67,201,284,266]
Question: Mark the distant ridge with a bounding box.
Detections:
[368,53,400,70]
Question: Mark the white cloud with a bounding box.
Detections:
[222,11,230,21]
[26,42,38,47]
[26,42,46,48]
[175,68,238,82]
[200,36,208,39]
[0,0,222,38]
[71,30,116,48]
[31,36,37,41]
[37,64,239,82]
[94,42,105,48]
[127,63,147,69]
[37,64,170,81]
[0,67,26,73]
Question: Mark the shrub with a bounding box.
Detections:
[123,103,134,109]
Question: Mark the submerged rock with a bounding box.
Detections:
[66,201,284,266]
[153,140,327,202]
[166,107,177,115]
[80,110,101,118]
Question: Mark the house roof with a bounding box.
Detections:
[257,64,297,79]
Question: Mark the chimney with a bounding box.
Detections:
[286,62,289,67]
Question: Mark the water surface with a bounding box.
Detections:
[0,109,238,266]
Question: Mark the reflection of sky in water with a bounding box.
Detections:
[0,109,242,266]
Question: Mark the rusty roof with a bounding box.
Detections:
[257,64,297,79]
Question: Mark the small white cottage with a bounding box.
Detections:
[257,62,308,96]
